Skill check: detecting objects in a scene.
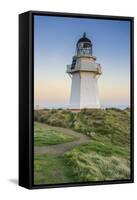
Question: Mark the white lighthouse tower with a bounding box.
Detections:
[67,33,102,110]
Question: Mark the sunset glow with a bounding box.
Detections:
[34,16,130,108]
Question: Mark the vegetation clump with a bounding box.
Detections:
[34,122,78,146]
[65,149,130,181]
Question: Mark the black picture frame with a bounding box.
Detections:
[19,10,134,189]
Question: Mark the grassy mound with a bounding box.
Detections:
[34,122,78,146]
[64,141,130,181]
[34,108,130,147]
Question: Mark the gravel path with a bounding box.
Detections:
[34,123,90,155]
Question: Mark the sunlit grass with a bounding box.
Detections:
[34,122,78,146]
[34,108,130,183]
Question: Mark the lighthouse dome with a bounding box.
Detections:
[77,32,92,45]
[76,33,92,56]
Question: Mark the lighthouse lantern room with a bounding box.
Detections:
[66,33,102,110]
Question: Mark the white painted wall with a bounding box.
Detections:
[69,54,101,109]
[70,72,100,109]
[70,73,81,108]
[80,72,100,108]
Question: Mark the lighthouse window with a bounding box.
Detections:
[71,58,76,69]
[83,43,91,48]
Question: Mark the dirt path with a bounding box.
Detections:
[34,123,90,155]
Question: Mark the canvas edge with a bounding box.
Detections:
[19,10,134,189]
[19,11,33,189]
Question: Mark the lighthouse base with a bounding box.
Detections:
[69,108,81,113]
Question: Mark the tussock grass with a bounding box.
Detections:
[34,108,130,147]
[34,122,78,146]
[65,150,130,181]
[34,108,130,182]
[34,154,78,184]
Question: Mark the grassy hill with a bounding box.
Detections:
[34,108,130,184]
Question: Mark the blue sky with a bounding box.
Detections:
[34,15,131,108]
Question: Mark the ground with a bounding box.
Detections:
[35,122,90,155]
[34,108,131,185]
[34,122,90,184]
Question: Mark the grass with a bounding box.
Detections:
[34,108,130,146]
[70,141,130,159]
[34,122,78,146]
[34,108,131,183]
[34,154,79,185]
[64,143,130,181]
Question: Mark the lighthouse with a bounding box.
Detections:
[66,33,102,110]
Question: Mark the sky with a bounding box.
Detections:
[34,15,131,109]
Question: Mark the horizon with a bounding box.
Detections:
[34,104,130,110]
